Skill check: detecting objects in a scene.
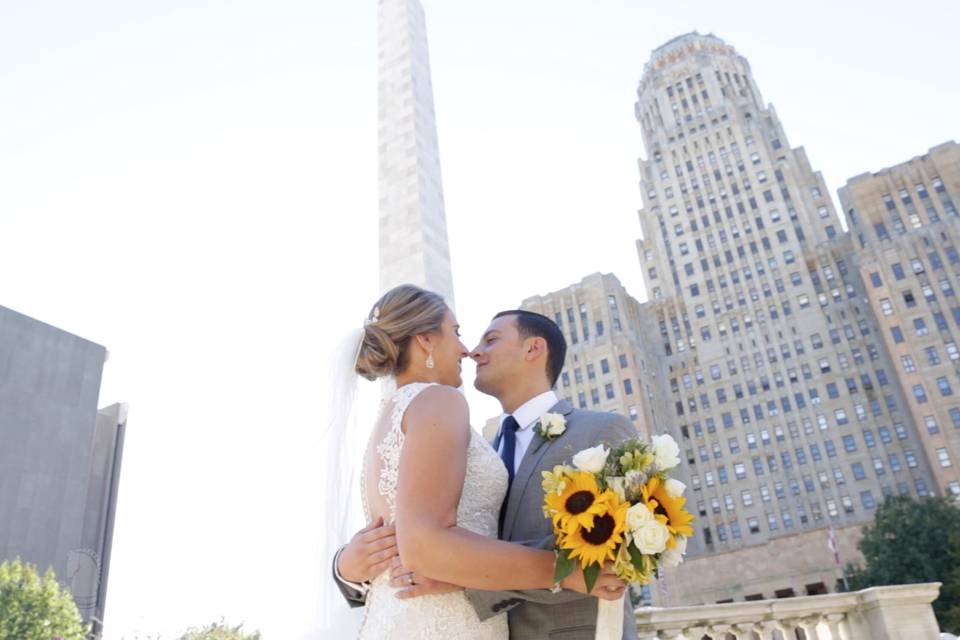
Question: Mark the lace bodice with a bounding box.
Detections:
[357,382,509,640]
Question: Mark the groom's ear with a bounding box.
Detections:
[523,336,548,362]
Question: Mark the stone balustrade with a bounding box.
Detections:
[634,582,942,639]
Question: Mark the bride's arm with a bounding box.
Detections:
[395,386,620,596]
[394,385,557,590]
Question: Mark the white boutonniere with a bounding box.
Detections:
[532,412,566,453]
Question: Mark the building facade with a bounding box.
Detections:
[632,33,937,604]
[378,0,456,307]
[516,273,658,442]
[0,305,126,634]
[841,141,960,499]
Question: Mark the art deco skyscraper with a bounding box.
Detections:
[377,0,455,307]
[634,33,936,604]
[841,141,960,500]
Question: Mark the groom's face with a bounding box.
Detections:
[470,315,525,398]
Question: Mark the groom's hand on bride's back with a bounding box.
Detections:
[338,516,399,583]
[388,557,464,599]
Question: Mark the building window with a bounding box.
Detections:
[938,377,953,396]
[901,355,917,373]
[842,435,857,452]
[905,450,918,468]
[938,448,953,468]
[623,379,633,395]
[913,385,928,404]
[950,407,960,428]
[861,491,876,510]
[879,298,893,315]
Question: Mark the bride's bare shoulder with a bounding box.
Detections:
[403,384,470,432]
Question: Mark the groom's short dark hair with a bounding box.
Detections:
[493,310,567,386]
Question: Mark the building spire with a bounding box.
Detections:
[377,0,456,309]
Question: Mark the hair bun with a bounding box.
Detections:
[355,323,401,381]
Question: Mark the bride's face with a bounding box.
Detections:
[428,310,469,387]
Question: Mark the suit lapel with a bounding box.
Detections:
[502,400,575,538]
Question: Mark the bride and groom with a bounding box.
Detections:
[331,284,639,639]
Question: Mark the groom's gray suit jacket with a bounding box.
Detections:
[464,399,639,640]
[332,399,639,640]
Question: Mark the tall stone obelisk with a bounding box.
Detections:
[377,0,456,309]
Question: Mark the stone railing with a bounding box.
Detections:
[634,582,942,639]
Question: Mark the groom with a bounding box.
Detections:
[334,310,639,639]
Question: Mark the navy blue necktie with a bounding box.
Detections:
[498,415,520,536]
[499,415,520,489]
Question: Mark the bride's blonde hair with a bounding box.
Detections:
[356,284,448,381]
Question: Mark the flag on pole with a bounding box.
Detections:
[828,521,851,591]
[827,522,840,566]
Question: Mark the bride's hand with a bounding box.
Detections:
[388,557,464,599]
[560,562,628,601]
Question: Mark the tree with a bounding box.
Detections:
[845,495,960,629]
[0,557,90,640]
[941,533,960,634]
[176,620,261,640]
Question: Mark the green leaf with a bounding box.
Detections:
[628,540,646,568]
[583,562,601,594]
[554,548,576,585]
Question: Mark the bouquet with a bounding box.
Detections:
[541,434,695,595]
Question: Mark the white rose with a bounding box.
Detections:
[633,519,671,555]
[540,413,567,437]
[572,444,609,474]
[651,434,681,470]
[660,535,688,568]
[626,502,654,531]
[664,478,686,498]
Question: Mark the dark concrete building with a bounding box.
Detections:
[0,305,125,634]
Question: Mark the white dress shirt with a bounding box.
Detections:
[496,389,559,476]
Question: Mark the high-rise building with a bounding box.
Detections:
[514,273,658,442]
[0,305,126,634]
[841,141,960,500]
[632,33,936,604]
[377,0,456,307]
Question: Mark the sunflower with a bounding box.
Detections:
[545,471,611,537]
[560,492,629,568]
[641,476,695,544]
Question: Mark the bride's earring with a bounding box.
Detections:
[426,352,435,369]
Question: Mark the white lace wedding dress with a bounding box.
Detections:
[357,382,509,639]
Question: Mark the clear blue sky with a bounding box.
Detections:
[1,1,957,637]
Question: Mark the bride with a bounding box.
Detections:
[335,284,626,639]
